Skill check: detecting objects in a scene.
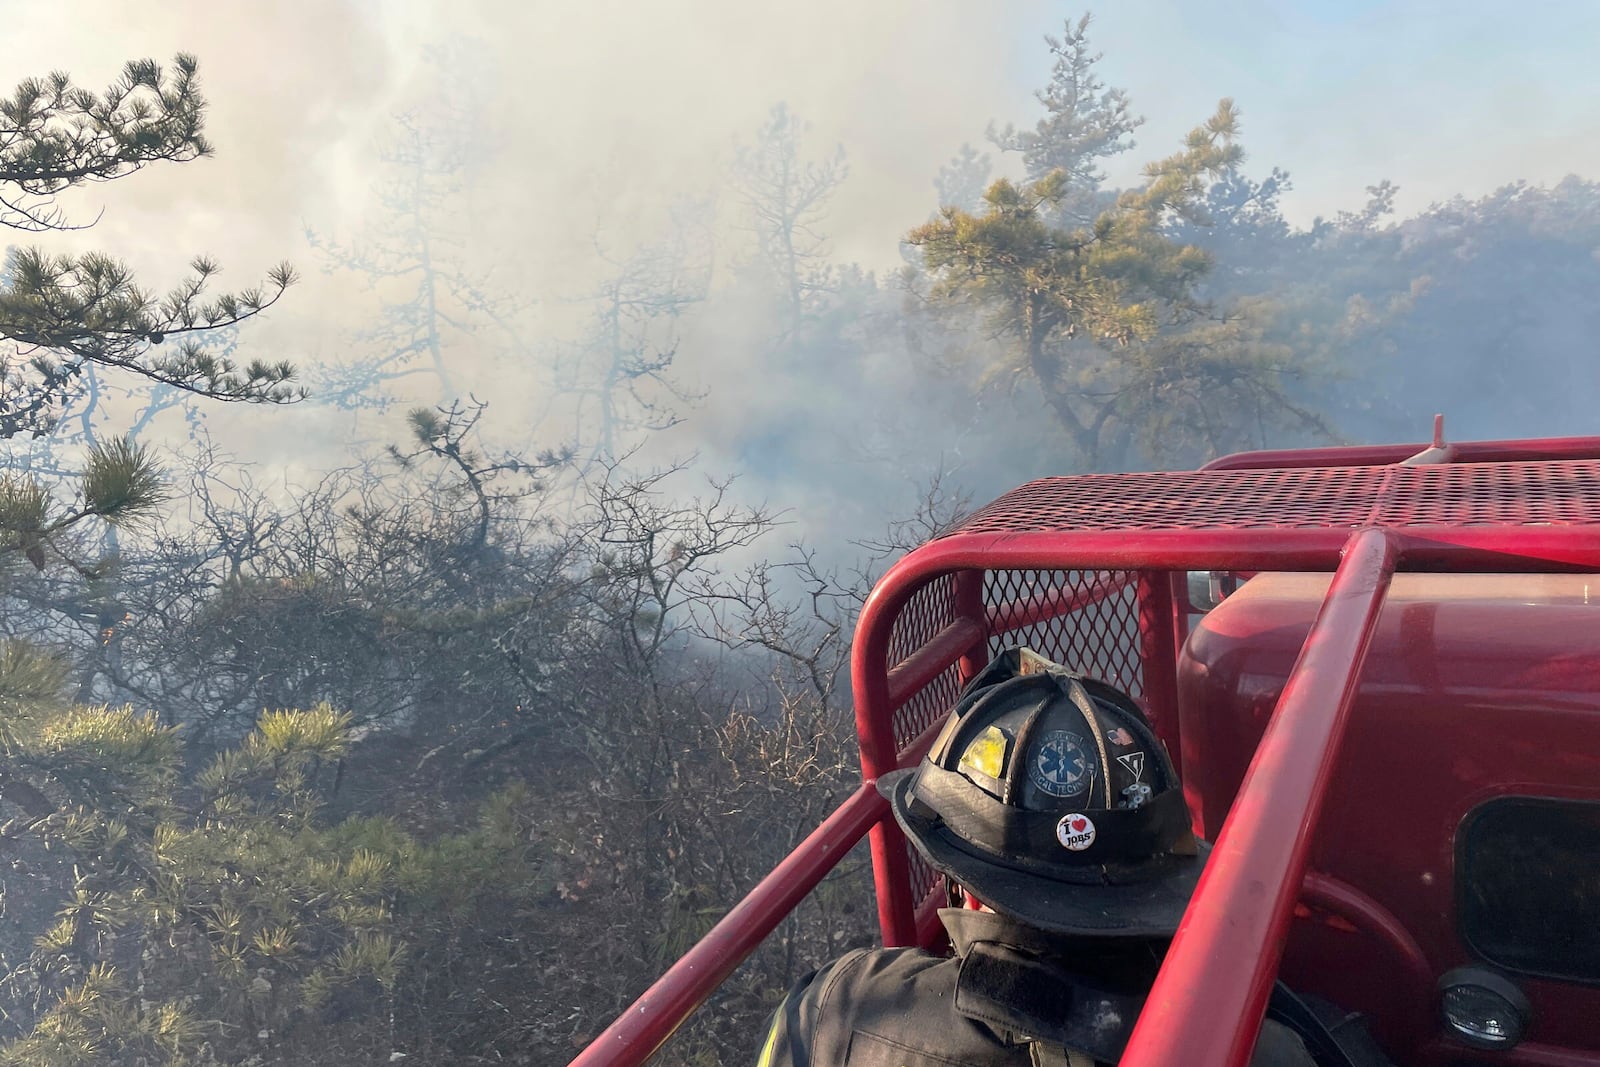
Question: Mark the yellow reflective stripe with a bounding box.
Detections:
[755,1004,783,1067]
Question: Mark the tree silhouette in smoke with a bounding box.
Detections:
[305,43,526,418]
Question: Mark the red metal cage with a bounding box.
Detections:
[572,432,1600,1067]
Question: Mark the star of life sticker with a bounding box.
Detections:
[1030,731,1094,797]
[1056,812,1096,851]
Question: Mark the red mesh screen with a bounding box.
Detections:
[984,569,1145,700]
[907,843,940,911]
[949,460,1600,535]
[893,665,964,754]
[885,574,963,752]
[865,452,1600,952]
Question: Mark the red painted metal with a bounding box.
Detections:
[575,435,1600,1067]
[952,460,1600,535]
[1184,570,1600,1059]
[855,571,924,948]
[1122,528,1398,1067]
[986,571,1136,636]
[1299,872,1434,1023]
[1135,570,1183,765]
[896,710,970,953]
[1166,571,1193,773]
[1203,434,1600,470]
[882,576,967,758]
[871,525,1600,574]
[983,567,1146,701]
[952,569,990,686]
[885,616,987,711]
[569,782,888,1067]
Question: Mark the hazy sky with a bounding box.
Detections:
[1080,2,1600,225]
[3,0,1599,482]
[7,1,1600,268]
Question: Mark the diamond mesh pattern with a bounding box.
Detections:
[984,570,1144,699]
[892,665,963,753]
[947,460,1600,535]
[886,574,963,751]
[907,843,940,912]
[886,573,957,661]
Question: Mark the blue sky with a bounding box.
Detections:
[1004,2,1600,223]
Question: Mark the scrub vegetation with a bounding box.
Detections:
[1,14,1598,1065]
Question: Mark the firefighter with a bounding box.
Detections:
[756,647,1390,1067]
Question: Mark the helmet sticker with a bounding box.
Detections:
[1056,812,1097,851]
[1116,751,1146,781]
[959,724,1011,782]
[1105,727,1136,747]
[1031,731,1095,797]
[1015,648,1069,676]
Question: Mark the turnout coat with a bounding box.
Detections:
[756,908,1324,1067]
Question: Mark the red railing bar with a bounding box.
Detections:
[568,782,888,1067]
[1136,570,1183,766]
[1121,528,1398,1067]
[986,571,1135,635]
[1203,434,1600,471]
[1452,437,1600,463]
[866,822,916,947]
[855,569,917,946]
[866,697,967,952]
[913,889,946,948]
[863,608,986,949]
[871,526,1600,576]
[897,711,967,952]
[953,569,991,688]
[886,616,988,711]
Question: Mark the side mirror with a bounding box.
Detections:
[1185,571,1242,613]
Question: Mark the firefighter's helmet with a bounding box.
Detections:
[877,646,1205,937]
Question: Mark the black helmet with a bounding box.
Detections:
[878,647,1206,938]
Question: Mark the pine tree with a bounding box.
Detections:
[988,15,1143,219]
[0,54,300,438]
[909,102,1242,467]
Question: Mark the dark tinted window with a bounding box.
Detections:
[1460,797,1600,983]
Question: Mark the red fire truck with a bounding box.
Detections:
[573,423,1600,1067]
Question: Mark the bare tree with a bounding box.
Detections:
[547,212,710,461]
[732,104,848,341]
[306,44,527,415]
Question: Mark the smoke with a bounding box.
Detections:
[6,0,1600,542]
